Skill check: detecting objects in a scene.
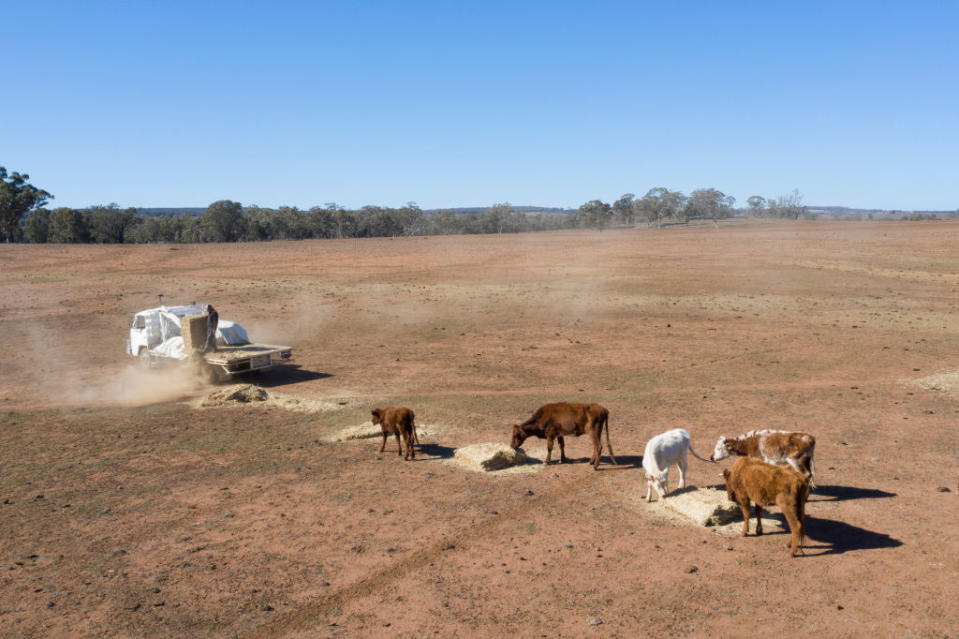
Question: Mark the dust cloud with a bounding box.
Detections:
[65,365,205,407]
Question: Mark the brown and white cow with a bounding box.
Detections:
[723,457,811,557]
[371,406,416,461]
[711,429,815,482]
[510,402,616,470]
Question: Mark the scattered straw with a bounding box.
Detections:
[197,384,346,413]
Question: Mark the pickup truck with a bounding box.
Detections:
[126,303,293,380]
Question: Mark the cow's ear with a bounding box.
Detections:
[722,469,730,480]
[371,409,380,419]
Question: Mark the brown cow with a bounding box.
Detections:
[510,402,616,470]
[371,406,416,460]
[722,457,811,557]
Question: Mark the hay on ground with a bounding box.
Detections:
[325,422,436,443]
[198,384,344,413]
[658,486,742,527]
[201,384,269,406]
[452,442,534,472]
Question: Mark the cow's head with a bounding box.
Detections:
[710,436,732,462]
[371,409,383,425]
[722,468,735,501]
[510,422,528,449]
[646,471,668,500]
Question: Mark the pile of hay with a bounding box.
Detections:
[913,370,959,398]
[452,442,535,472]
[657,486,742,527]
[197,384,347,413]
[201,384,269,406]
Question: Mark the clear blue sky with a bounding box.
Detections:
[2,1,957,210]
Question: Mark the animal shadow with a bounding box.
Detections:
[417,443,456,460]
[808,485,897,502]
[256,366,333,387]
[801,516,903,555]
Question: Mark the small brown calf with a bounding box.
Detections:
[371,406,416,461]
[723,457,811,557]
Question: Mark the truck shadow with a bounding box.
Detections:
[807,485,897,502]
[255,366,332,387]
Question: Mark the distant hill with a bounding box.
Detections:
[808,205,956,216]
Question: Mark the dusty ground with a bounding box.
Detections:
[1,220,958,638]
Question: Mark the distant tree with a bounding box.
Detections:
[577,199,613,229]
[23,208,52,243]
[48,207,91,243]
[686,188,735,222]
[765,189,805,219]
[86,203,136,243]
[482,202,514,234]
[746,195,766,217]
[636,188,685,227]
[612,193,636,226]
[201,200,245,242]
[0,167,53,242]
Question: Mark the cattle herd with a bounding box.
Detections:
[371,401,817,557]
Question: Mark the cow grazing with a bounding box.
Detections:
[510,402,616,470]
[710,429,816,482]
[642,428,712,502]
[723,457,811,557]
[371,406,416,461]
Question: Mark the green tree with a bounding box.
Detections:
[86,203,136,243]
[23,208,52,243]
[612,193,636,226]
[687,188,735,222]
[636,188,685,227]
[0,167,53,242]
[48,207,91,243]
[201,200,245,242]
[746,195,766,217]
[576,199,612,229]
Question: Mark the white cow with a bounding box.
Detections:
[643,428,712,502]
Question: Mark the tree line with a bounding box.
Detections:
[3,165,812,244]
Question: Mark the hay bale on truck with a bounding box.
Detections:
[125,299,294,381]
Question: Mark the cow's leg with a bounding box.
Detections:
[644,478,652,502]
[379,431,387,453]
[395,431,403,456]
[591,427,602,469]
[545,434,554,464]
[557,436,567,463]
[403,429,414,461]
[778,495,803,556]
[739,497,751,536]
[754,504,764,536]
[678,453,688,489]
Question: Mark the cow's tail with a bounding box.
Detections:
[807,439,816,490]
[688,440,713,463]
[604,413,617,465]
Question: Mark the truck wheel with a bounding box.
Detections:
[138,348,152,369]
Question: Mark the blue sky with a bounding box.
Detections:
[2,1,957,210]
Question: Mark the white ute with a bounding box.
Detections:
[126,301,293,380]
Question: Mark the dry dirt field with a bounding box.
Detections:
[1,220,958,638]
